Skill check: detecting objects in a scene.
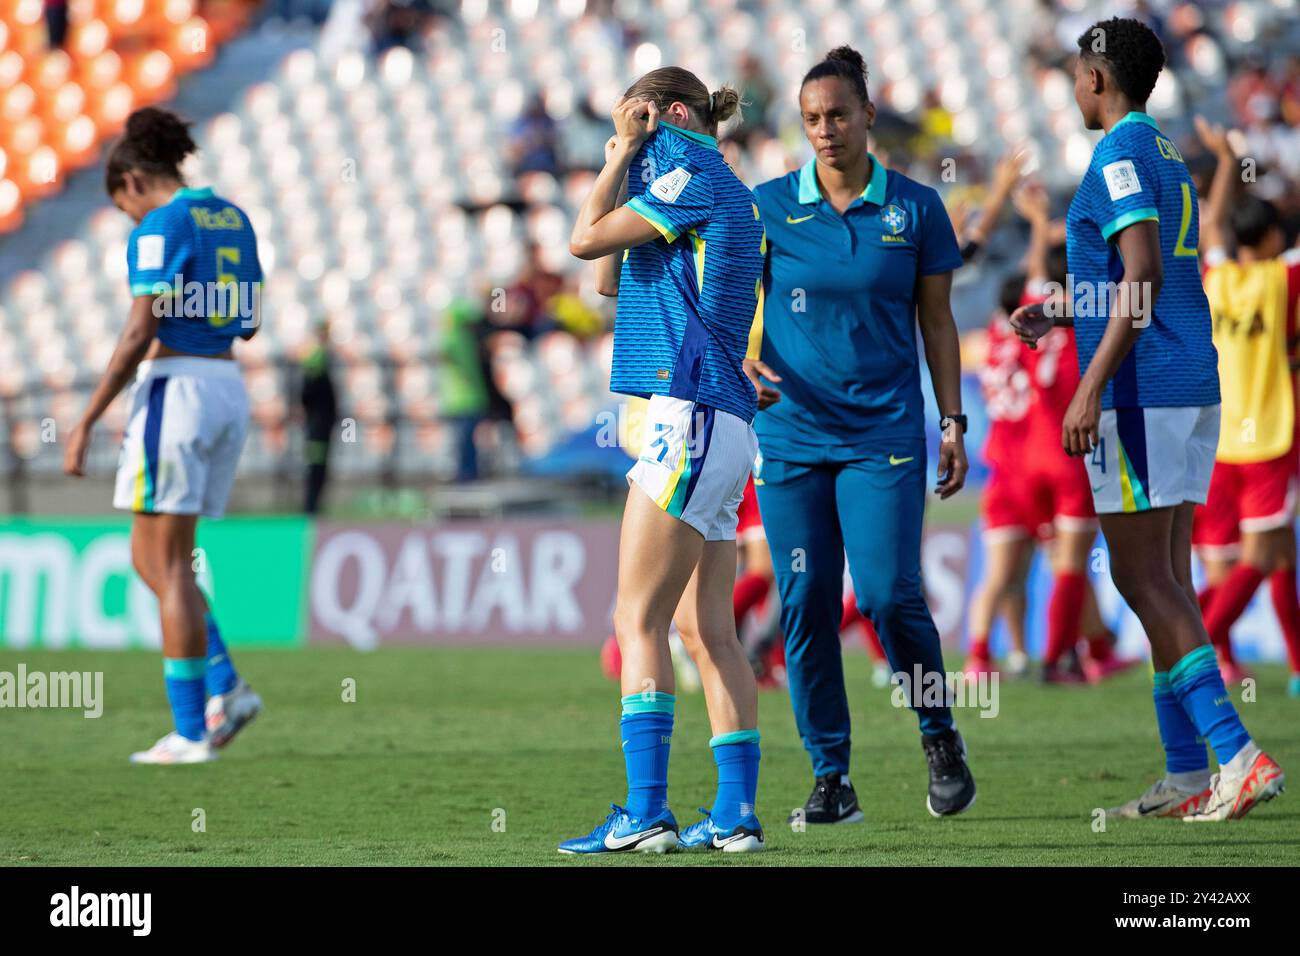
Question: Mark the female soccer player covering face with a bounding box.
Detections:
[64,108,264,764]
[746,46,976,823]
[1012,18,1284,820]
[562,69,767,853]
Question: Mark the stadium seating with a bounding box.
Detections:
[0,0,1294,483]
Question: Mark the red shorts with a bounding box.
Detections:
[982,454,1096,541]
[1193,449,1299,555]
[736,474,765,544]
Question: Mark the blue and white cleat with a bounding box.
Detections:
[677,809,765,852]
[558,805,679,855]
[205,679,263,749]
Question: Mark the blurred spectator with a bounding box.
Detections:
[508,94,561,177]
[734,54,776,143]
[497,244,563,339]
[1230,52,1280,128]
[265,0,334,24]
[45,0,68,49]
[366,0,438,55]
[301,320,339,514]
[561,95,612,174]
[319,0,369,64]
[440,299,490,482]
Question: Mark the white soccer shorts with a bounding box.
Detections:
[1084,404,1219,514]
[626,394,757,540]
[113,356,249,518]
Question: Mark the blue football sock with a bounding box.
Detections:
[710,729,761,830]
[1169,645,1252,766]
[204,612,239,697]
[164,657,207,742]
[621,693,674,820]
[1153,672,1208,774]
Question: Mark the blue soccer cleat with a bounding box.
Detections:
[677,808,765,852]
[558,805,679,855]
[1288,674,1300,699]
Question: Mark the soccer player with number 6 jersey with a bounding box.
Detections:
[1012,18,1284,821]
[63,108,264,764]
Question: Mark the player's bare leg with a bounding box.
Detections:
[129,513,215,764]
[675,539,758,736]
[963,533,1030,678]
[672,537,764,851]
[613,485,706,699]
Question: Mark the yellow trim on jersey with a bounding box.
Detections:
[747,281,764,361]
[689,228,706,293]
[626,196,680,243]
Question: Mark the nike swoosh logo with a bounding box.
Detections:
[889,455,914,466]
[786,214,814,224]
[1092,485,1105,493]
[711,831,752,848]
[1136,799,1173,815]
[604,825,665,850]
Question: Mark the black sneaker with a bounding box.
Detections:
[788,773,864,825]
[921,729,977,817]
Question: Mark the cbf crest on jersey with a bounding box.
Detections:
[881,203,908,236]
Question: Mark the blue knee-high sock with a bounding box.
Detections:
[204,612,239,696]
[1169,645,1252,766]
[1153,671,1208,773]
[164,657,207,742]
[621,693,674,819]
[710,730,761,830]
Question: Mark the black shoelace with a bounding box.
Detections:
[926,739,961,776]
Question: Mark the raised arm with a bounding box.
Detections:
[1012,179,1053,282]
[1193,115,1240,256]
[569,99,662,263]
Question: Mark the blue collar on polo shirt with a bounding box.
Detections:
[797,152,888,207]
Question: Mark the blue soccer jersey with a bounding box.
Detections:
[613,122,766,423]
[127,186,263,356]
[1066,111,1218,409]
[750,155,964,461]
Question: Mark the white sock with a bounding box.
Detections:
[1221,740,1261,779]
[1165,768,1211,791]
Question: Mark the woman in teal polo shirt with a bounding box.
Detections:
[747,46,976,822]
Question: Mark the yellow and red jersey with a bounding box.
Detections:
[1202,249,1300,463]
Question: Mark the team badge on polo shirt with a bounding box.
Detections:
[881,204,908,235]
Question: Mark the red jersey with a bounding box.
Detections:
[1017,284,1081,459]
[980,315,1032,469]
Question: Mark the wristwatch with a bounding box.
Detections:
[940,414,968,437]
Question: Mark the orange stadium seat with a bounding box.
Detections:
[0,0,254,233]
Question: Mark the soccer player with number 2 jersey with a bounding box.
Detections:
[1012,18,1284,821]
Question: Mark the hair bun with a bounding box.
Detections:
[124,107,197,169]
[825,46,868,80]
[709,85,742,126]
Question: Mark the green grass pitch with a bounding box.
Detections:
[2,647,1296,866]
